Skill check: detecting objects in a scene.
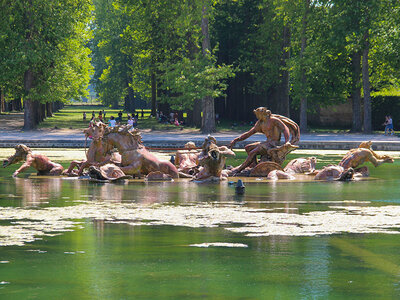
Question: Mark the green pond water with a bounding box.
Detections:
[0,152,400,299]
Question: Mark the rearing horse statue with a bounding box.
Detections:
[103,125,179,178]
[64,121,121,176]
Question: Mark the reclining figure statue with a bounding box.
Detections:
[314,141,394,181]
[3,144,64,177]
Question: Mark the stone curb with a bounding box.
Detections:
[0,139,399,151]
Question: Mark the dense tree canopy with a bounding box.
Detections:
[0,0,93,129]
[1,0,400,131]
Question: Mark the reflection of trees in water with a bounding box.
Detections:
[15,178,62,207]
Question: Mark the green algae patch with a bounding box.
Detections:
[1,202,400,246]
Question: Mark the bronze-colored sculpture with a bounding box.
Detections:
[314,142,392,181]
[103,126,179,178]
[194,136,235,181]
[267,170,295,180]
[229,107,299,174]
[3,144,64,177]
[64,121,121,176]
[88,164,131,182]
[339,141,394,169]
[175,142,199,175]
[146,171,174,181]
[261,157,317,180]
[249,161,282,177]
[284,157,317,174]
[314,165,356,181]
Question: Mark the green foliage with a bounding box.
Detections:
[159,51,234,111]
[91,0,132,107]
[371,96,400,130]
[0,0,93,103]
[289,1,350,109]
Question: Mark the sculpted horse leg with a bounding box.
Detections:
[77,160,95,175]
[120,161,143,177]
[65,160,84,174]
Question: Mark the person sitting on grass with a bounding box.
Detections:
[127,115,137,127]
[108,116,116,127]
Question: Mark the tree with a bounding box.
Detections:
[0,0,93,130]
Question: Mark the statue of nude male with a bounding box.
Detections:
[229,107,299,174]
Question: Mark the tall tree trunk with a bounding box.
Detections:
[0,88,5,113]
[46,102,52,118]
[200,3,215,133]
[193,99,202,127]
[299,0,310,133]
[124,84,135,114]
[13,98,22,111]
[12,98,17,111]
[351,51,362,132]
[40,103,46,122]
[23,69,37,130]
[32,100,40,124]
[151,72,157,116]
[276,25,291,117]
[362,31,371,133]
[111,99,119,109]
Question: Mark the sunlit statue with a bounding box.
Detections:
[283,157,317,174]
[314,142,393,181]
[87,164,131,182]
[174,142,199,175]
[228,107,300,175]
[103,125,179,178]
[339,141,394,169]
[64,121,121,176]
[3,144,64,177]
[260,157,317,180]
[314,165,356,181]
[194,136,235,181]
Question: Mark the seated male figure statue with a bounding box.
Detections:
[229,107,293,174]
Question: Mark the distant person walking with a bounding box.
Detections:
[383,115,394,135]
[83,112,86,120]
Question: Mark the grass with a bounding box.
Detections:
[40,104,394,134]
[38,105,188,131]
[38,105,248,132]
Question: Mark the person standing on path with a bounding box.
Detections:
[383,115,394,135]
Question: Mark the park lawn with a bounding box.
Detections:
[38,105,182,131]
[40,104,393,134]
[38,105,247,132]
